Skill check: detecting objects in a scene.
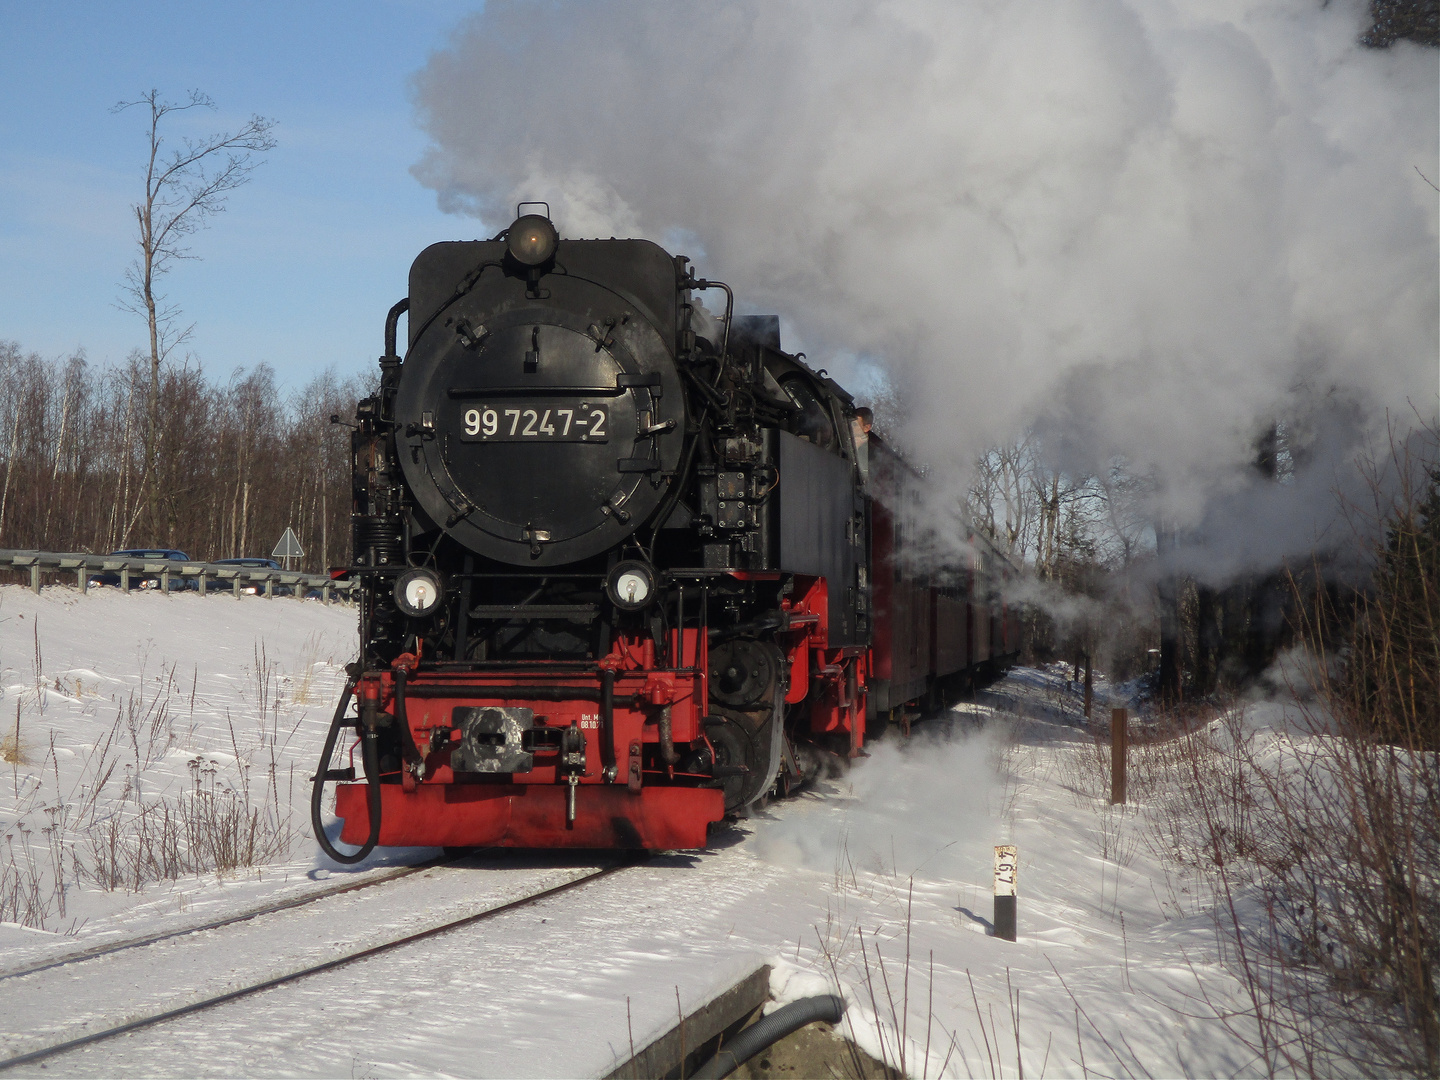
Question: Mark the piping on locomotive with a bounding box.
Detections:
[312,208,1020,859]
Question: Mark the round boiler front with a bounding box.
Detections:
[394,276,684,566]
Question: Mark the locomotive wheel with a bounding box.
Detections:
[708,697,785,814]
[709,640,782,709]
[704,716,755,813]
[774,765,793,799]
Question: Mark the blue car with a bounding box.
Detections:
[89,549,192,590]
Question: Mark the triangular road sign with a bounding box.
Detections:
[272,527,305,560]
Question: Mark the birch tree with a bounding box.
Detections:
[113,89,274,527]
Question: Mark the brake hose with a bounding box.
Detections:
[392,667,427,779]
[311,679,382,864]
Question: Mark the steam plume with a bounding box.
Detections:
[412,0,1438,572]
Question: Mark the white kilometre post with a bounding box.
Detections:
[994,845,1018,942]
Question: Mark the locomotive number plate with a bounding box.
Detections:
[458,403,609,443]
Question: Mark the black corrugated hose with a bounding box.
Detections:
[310,679,383,864]
[691,995,846,1079]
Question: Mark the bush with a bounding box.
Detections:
[1132,431,1440,1076]
[1345,466,1440,749]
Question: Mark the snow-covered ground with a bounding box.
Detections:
[0,584,1268,1077]
[0,584,359,949]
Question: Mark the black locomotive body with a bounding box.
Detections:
[312,211,1016,858]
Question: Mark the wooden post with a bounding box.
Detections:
[1111,707,1128,805]
[994,845,1017,941]
[76,567,87,593]
[30,564,40,595]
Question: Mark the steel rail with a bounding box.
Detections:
[0,861,636,1072]
[0,853,461,983]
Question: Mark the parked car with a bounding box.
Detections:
[89,549,192,590]
[301,567,352,601]
[212,557,290,595]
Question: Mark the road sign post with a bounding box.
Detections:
[272,528,305,572]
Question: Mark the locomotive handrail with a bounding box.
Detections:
[0,548,358,601]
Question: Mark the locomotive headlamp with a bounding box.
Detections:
[605,560,657,612]
[394,568,444,618]
[506,214,559,267]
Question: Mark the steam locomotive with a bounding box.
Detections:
[311,209,1019,861]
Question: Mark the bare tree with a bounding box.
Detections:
[0,340,370,572]
[112,89,275,526]
[967,431,1041,561]
[1093,455,1153,569]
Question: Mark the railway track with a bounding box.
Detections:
[0,859,637,1072]
[0,853,458,983]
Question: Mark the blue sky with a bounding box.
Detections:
[0,1,483,391]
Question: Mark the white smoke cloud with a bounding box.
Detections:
[411,0,1438,571]
[748,725,1006,883]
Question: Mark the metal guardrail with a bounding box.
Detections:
[0,549,358,603]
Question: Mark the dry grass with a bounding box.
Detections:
[0,663,303,928]
[1,734,24,767]
[1133,432,1440,1078]
[1047,655,1438,1076]
[78,675,299,894]
[811,882,960,1079]
[1118,696,1439,1076]
[288,632,328,706]
[84,773,293,892]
